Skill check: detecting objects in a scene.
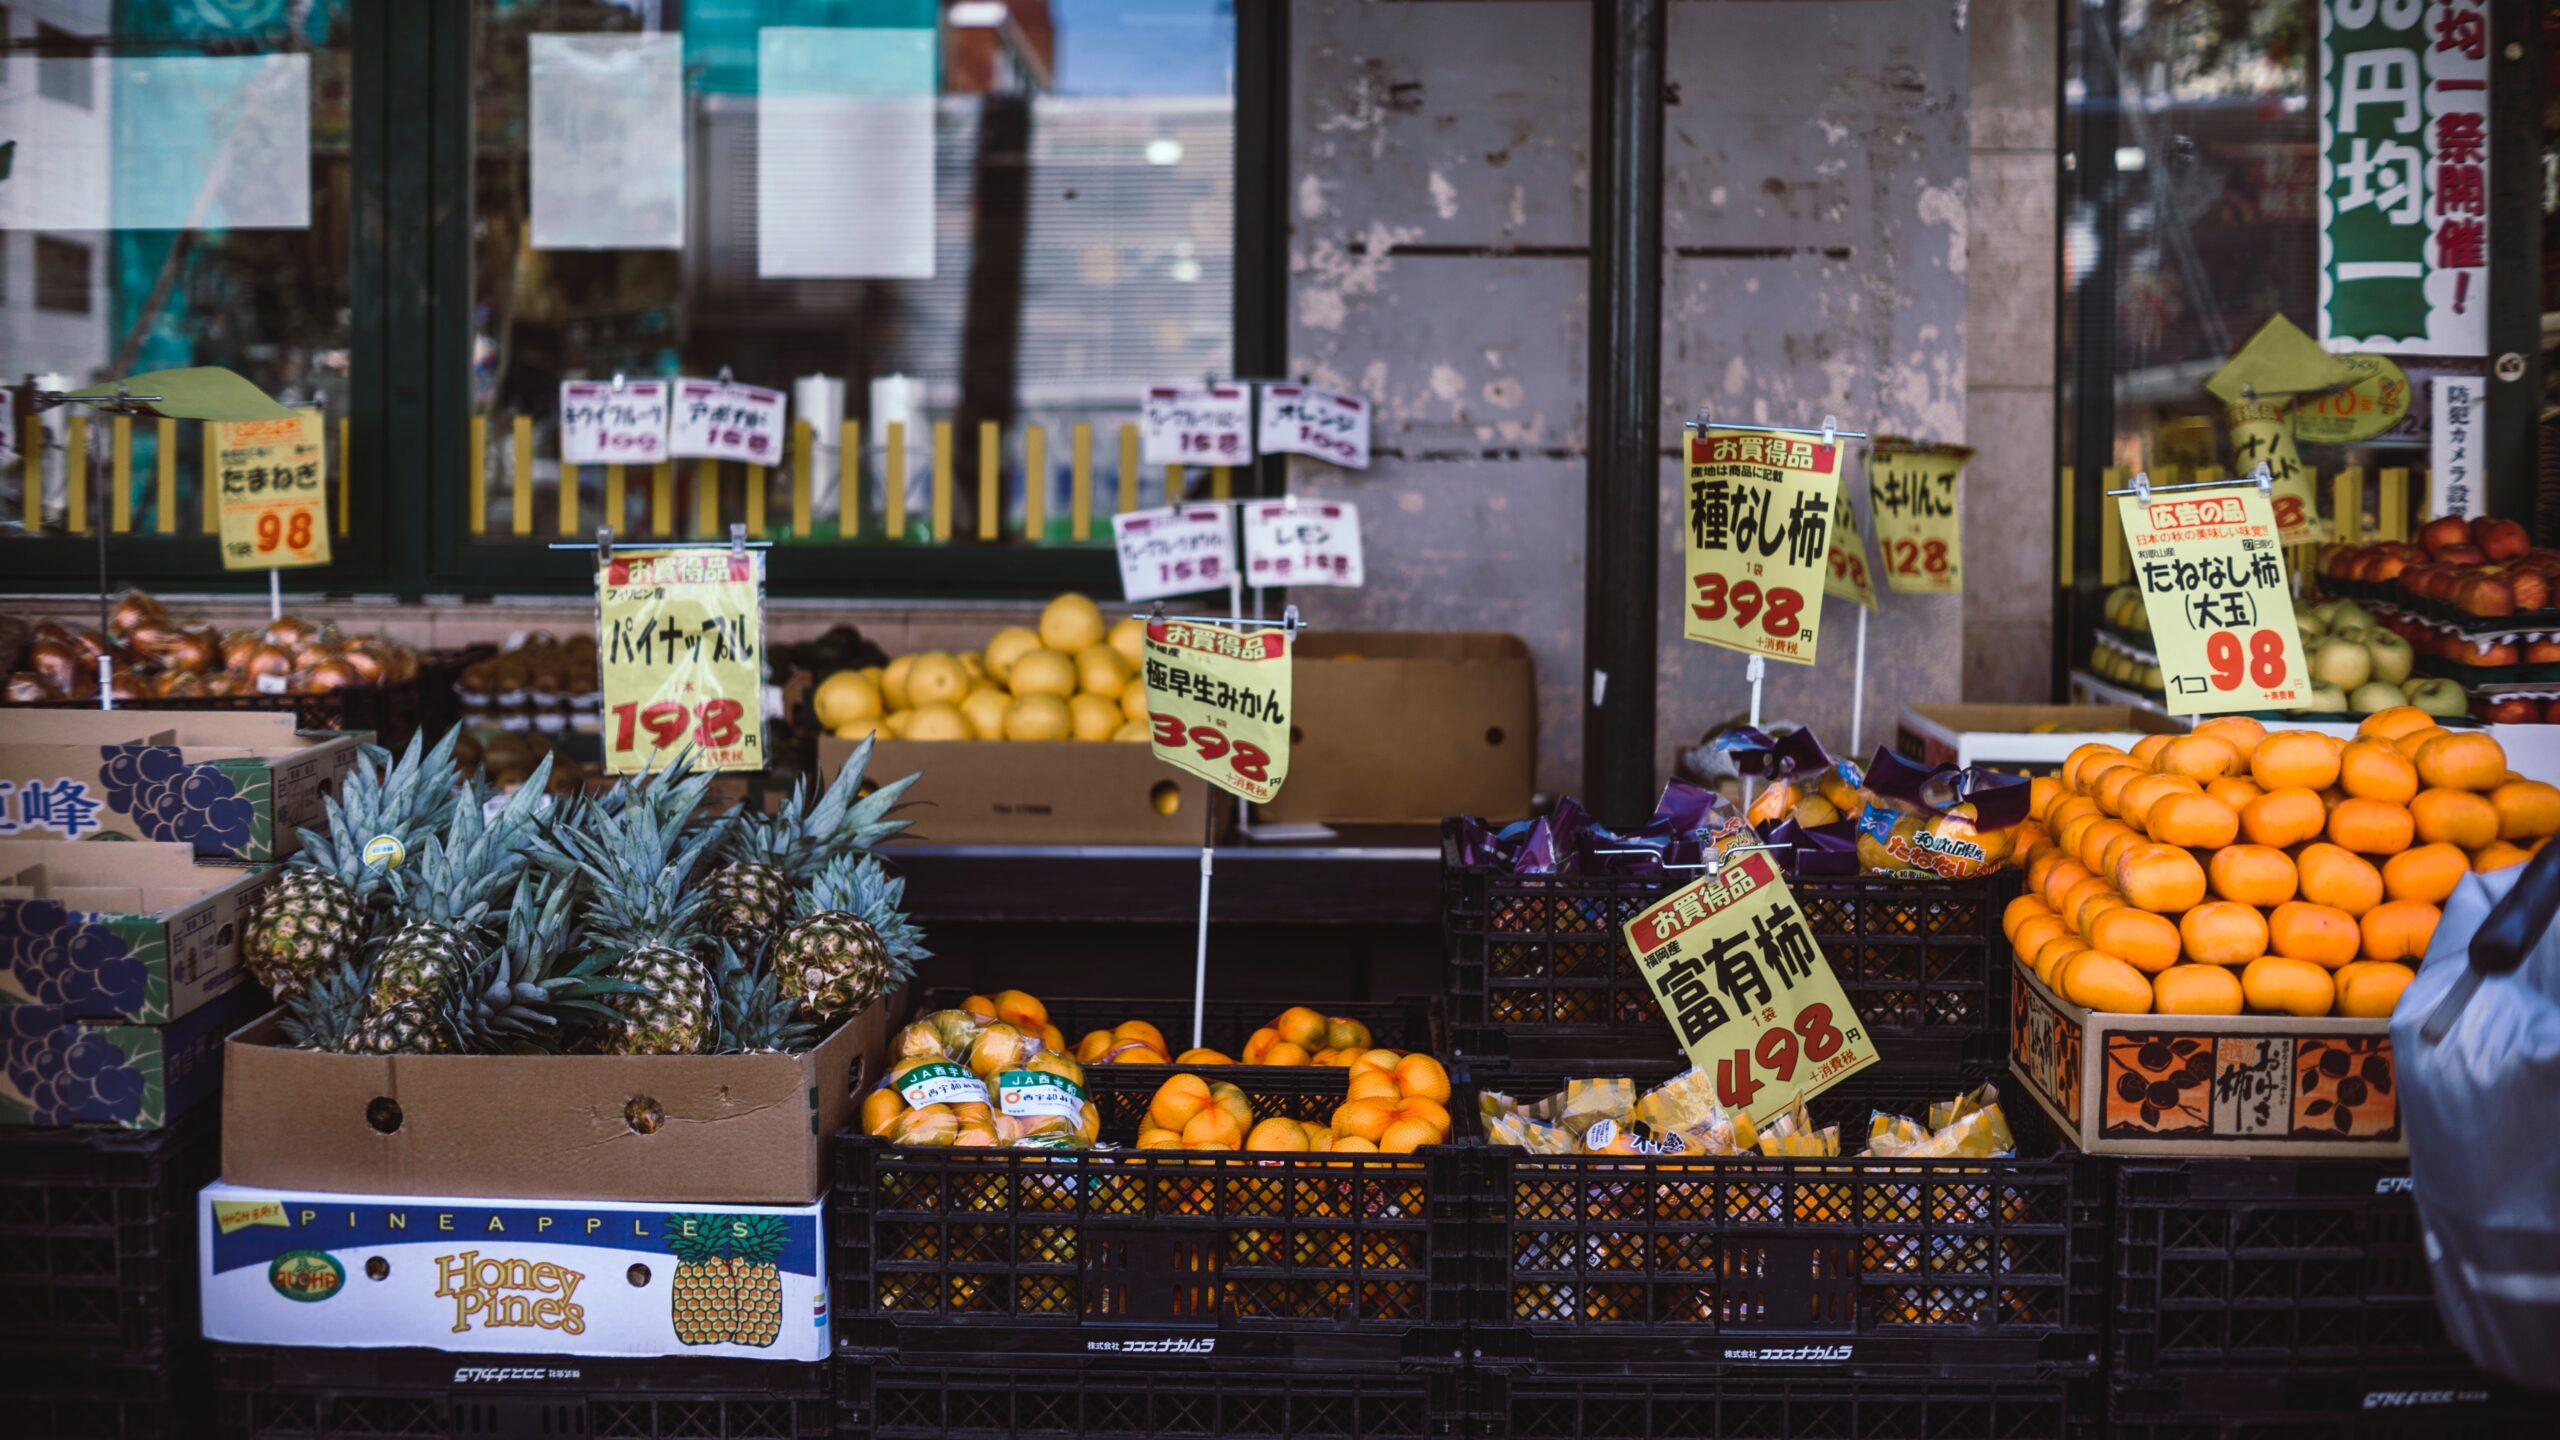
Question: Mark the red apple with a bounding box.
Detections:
[2471,517,2531,561]
[2526,641,2560,663]
[2349,552,2383,581]
[2369,552,2409,581]
[2484,698,2538,724]
[2421,515,2473,557]
[2475,641,2521,666]
[2512,571,2551,612]
[2435,544,2488,565]
[2546,699,2560,724]
[2460,576,2517,617]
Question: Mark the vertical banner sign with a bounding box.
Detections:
[1140,385,1255,468]
[1255,384,1370,469]
[1113,504,1236,602]
[1824,480,1879,611]
[1620,853,1877,1122]
[2117,487,2309,715]
[669,378,786,464]
[560,380,673,465]
[2428,376,2483,518]
[1682,428,1835,664]
[597,549,767,773]
[1240,499,1364,588]
[1141,620,1291,803]
[1866,438,1971,595]
[2318,0,2489,356]
[214,409,330,570]
[2221,398,2322,544]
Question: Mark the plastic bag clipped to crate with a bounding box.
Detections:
[2391,841,2560,1390]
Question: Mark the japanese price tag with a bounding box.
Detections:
[1241,499,1363,588]
[1682,427,1836,664]
[2221,398,2319,545]
[560,379,672,464]
[1141,619,1290,803]
[1620,852,1877,1122]
[2292,354,2410,446]
[1824,480,1878,611]
[1255,384,1369,469]
[669,377,786,465]
[1113,503,1236,602]
[596,548,767,773]
[2117,485,2309,715]
[213,408,331,571]
[1867,438,1971,595]
[1140,384,1254,468]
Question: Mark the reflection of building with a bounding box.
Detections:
[943,0,1056,96]
[0,0,117,388]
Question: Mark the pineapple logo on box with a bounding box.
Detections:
[433,1251,587,1335]
[663,1214,787,1347]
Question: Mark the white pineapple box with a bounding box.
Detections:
[199,1182,826,1361]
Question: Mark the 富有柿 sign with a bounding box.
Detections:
[2318,0,2488,356]
[1682,427,1839,664]
[2116,484,2310,715]
[596,548,766,773]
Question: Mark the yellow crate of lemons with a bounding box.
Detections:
[813,594,1154,744]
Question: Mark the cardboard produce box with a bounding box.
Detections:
[1256,630,1536,825]
[2008,963,2403,1157]
[0,709,361,863]
[818,736,1216,845]
[200,1183,825,1360]
[0,840,272,1022]
[1897,703,2188,774]
[221,986,904,1205]
[3,983,266,1128]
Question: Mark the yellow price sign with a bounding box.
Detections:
[1682,428,1838,664]
[2293,354,2411,446]
[1824,480,1878,611]
[1867,437,1971,595]
[2116,485,2309,715]
[1620,851,1878,1122]
[596,548,767,773]
[213,410,330,570]
[2222,399,2320,545]
[1141,618,1292,803]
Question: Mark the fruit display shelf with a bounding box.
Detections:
[212,1346,833,1440]
[914,988,1445,1078]
[1441,820,2020,1071]
[1458,1060,2105,1381]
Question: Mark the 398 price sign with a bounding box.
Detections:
[1141,618,1292,803]
[1621,852,1877,1122]
[596,548,768,773]
[1681,427,1838,665]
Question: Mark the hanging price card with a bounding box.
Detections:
[1241,499,1363,587]
[214,408,331,570]
[1141,384,1255,467]
[2222,398,2319,545]
[1682,428,1836,664]
[1824,480,1878,611]
[669,377,785,464]
[1867,437,1971,595]
[2292,354,2410,446]
[1620,852,1877,1122]
[1256,384,1369,469]
[1113,503,1236,602]
[560,379,672,464]
[2117,485,2308,715]
[1142,619,1291,803]
[596,548,767,773]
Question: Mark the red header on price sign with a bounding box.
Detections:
[2117,485,2308,715]
[1682,429,1836,665]
[1621,852,1877,1121]
[597,548,767,773]
[1141,618,1291,803]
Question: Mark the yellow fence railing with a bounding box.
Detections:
[12,412,354,541]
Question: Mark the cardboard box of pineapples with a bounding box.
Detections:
[218,728,925,1205]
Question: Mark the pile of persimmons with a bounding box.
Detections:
[2004,707,2560,1018]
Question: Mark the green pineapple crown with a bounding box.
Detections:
[388,752,557,932]
[279,960,373,1051]
[720,737,920,876]
[660,1212,788,1264]
[460,872,637,1052]
[539,754,729,953]
[799,852,929,985]
[713,940,819,1054]
[288,726,464,892]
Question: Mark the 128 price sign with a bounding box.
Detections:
[1620,851,1877,1122]
[1682,427,1837,664]
[1867,437,1972,595]
[596,548,767,773]
[1141,618,1291,804]
[2116,486,2308,715]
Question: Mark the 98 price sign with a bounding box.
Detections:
[2115,486,2308,715]
[213,410,332,571]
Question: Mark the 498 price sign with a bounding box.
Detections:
[2117,486,2308,715]
[1683,428,1836,664]
[1142,619,1291,803]
[1621,852,1877,1121]
[596,549,767,773]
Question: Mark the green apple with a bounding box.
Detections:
[2329,601,2378,632]
[2304,682,2351,713]
[2402,677,2468,718]
[2349,681,2407,714]
[2364,632,2415,686]
[2299,609,2329,637]
[2310,636,2374,691]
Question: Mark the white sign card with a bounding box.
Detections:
[2428,375,2484,519]
[1256,384,1370,470]
[669,378,787,465]
[1141,386,1255,468]
[756,28,935,280]
[1114,503,1236,602]
[559,379,673,465]
[528,34,686,251]
[1241,499,1364,588]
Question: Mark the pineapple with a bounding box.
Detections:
[277,960,375,1052]
[541,761,727,1055]
[704,737,917,952]
[713,941,819,1055]
[243,728,462,1000]
[368,754,556,1015]
[348,996,462,1055]
[772,852,929,1022]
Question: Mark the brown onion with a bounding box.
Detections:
[156,672,207,698]
[221,635,259,671]
[300,659,362,692]
[265,616,318,648]
[244,644,295,680]
[108,591,167,638]
[164,632,219,675]
[5,673,52,703]
[28,639,77,693]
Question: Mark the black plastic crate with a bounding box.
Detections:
[1461,1061,2105,1379]
[1442,821,2018,1069]
[2107,1370,2531,1438]
[838,1351,1469,1438]
[212,1344,831,1439]
[831,1063,1481,1355]
[916,988,1445,1068]
[0,1106,218,1363]
[2112,1156,2464,1374]
[0,1351,206,1440]
[1477,1370,2096,1440]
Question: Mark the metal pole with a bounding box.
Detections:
[2485,0,2543,536]
[1582,0,1667,825]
